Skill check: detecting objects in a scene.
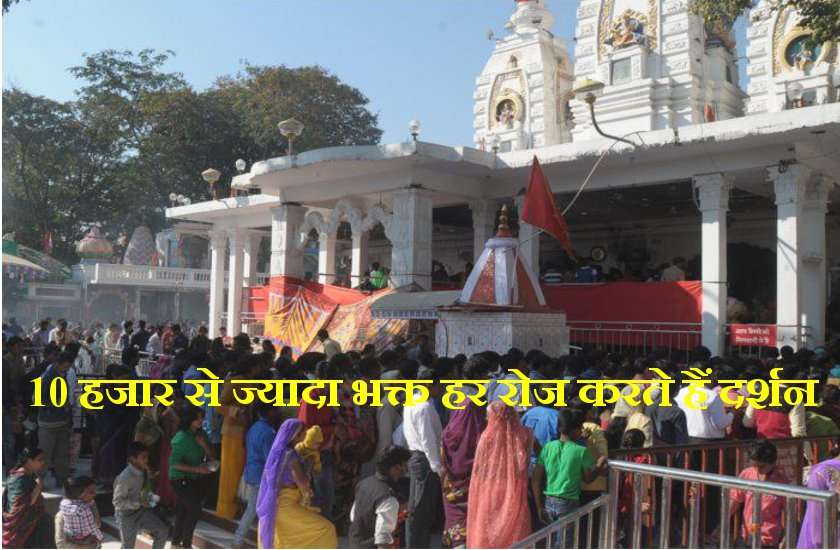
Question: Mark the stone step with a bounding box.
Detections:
[101,514,257,549]
[200,508,258,543]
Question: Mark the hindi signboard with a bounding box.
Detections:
[729,324,776,347]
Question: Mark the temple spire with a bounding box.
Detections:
[509,0,554,34]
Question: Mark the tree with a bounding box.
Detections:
[2,50,383,266]
[214,65,383,160]
[692,0,840,45]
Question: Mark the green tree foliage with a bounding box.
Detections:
[2,50,382,266]
[692,0,840,45]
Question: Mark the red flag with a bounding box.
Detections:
[521,156,574,257]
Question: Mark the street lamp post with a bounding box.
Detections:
[202,168,222,200]
[572,78,637,147]
[277,118,305,160]
[409,119,421,142]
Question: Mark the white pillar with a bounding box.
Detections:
[515,195,541,273]
[390,187,433,289]
[769,164,812,349]
[227,228,246,338]
[800,176,831,347]
[270,203,306,278]
[243,233,262,287]
[694,173,732,357]
[318,232,337,285]
[207,229,227,338]
[469,199,496,261]
[351,232,369,288]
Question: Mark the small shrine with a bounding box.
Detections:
[76,226,114,264]
[435,206,569,357]
[745,1,838,114]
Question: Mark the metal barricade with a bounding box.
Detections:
[512,494,610,549]
[568,321,702,361]
[605,459,838,549]
[102,347,167,379]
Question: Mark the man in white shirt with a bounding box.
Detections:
[317,328,342,359]
[145,325,163,356]
[675,382,733,440]
[348,446,412,548]
[661,257,687,282]
[402,368,443,548]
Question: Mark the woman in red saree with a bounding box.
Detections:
[440,400,486,547]
[2,448,53,548]
[466,401,533,548]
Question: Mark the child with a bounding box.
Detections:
[729,440,788,547]
[59,476,103,548]
[113,442,169,549]
[618,429,653,546]
[295,425,324,511]
[531,409,607,547]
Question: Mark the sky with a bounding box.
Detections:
[2,0,746,147]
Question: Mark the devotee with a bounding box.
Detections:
[521,387,560,468]
[118,320,134,350]
[129,320,151,352]
[57,475,103,548]
[797,437,840,548]
[169,405,215,549]
[50,319,74,347]
[2,448,53,548]
[531,409,607,547]
[439,397,486,548]
[215,358,255,520]
[38,351,76,489]
[256,418,337,549]
[145,325,163,356]
[317,329,342,359]
[403,367,444,548]
[617,429,653,547]
[375,351,404,457]
[466,401,531,548]
[233,403,278,548]
[369,262,387,290]
[171,324,189,353]
[31,319,52,350]
[729,440,788,548]
[113,442,169,549]
[661,256,687,281]
[95,363,139,486]
[299,360,339,519]
[348,445,413,549]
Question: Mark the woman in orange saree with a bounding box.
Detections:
[466,401,533,548]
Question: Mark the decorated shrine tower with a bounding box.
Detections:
[745,1,839,114]
[473,0,574,152]
[571,0,744,139]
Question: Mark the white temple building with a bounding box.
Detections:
[166,0,839,357]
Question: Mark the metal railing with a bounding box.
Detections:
[605,459,838,549]
[102,347,170,378]
[512,494,610,548]
[568,321,702,360]
[513,459,838,549]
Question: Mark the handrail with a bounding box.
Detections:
[606,459,838,549]
[609,434,839,457]
[608,459,834,501]
[511,494,610,548]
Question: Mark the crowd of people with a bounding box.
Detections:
[3,316,840,549]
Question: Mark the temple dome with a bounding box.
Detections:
[76,227,114,261]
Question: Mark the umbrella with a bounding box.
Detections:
[3,252,48,279]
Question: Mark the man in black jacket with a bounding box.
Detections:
[349,446,411,549]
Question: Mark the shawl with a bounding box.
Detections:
[466,401,532,548]
[256,419,303,548]
[2,470,42,548]
[441,401,486,485]
[797,457,840,549]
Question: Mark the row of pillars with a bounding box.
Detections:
[208,166,831,353]
[207,228,263,338]
[699,165,830,355]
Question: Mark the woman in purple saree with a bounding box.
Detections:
[440,400,487,548]
[797,439,840,549]
[256,418,337,549]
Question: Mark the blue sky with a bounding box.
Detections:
[3,1,746,147]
